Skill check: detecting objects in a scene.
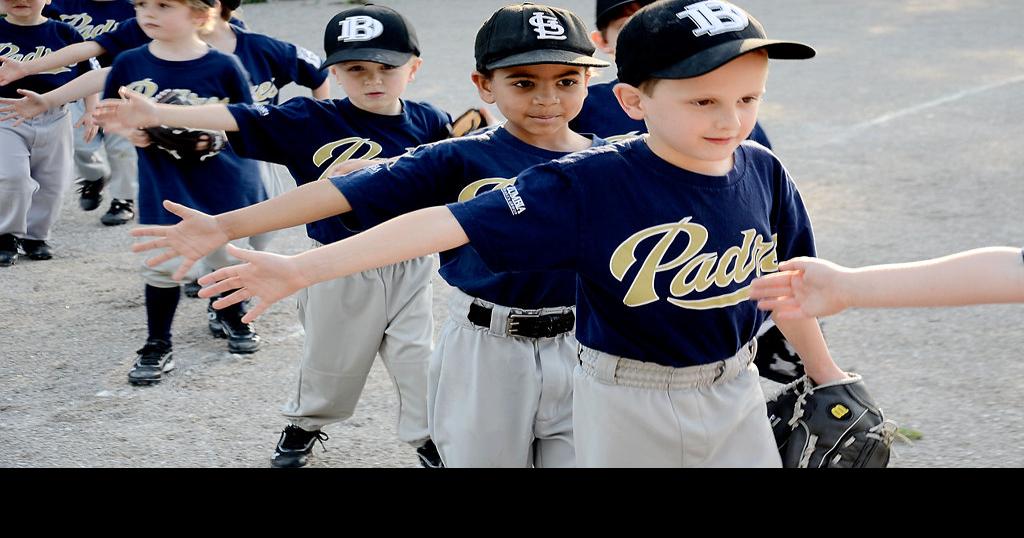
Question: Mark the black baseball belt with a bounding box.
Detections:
[468,302,575,339]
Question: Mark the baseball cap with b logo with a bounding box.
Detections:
[615,0,816,86]
[321,4,421,70]
[475,3,610,72]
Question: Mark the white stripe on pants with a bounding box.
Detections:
[0,106,73,240]
[281,247,434,446]
[573,341,782,468]
[428,288,577,468]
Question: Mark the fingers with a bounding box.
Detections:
[170,259,196,282]
[83,125,98,144]
[197,265,237,287]
[212,288,251,310]
[198,275,245,298]
[240,301,269,324]
[777,258,810,273]
[162,199,202,220]
[131,237,168,253]
[754,296,799,312]
[130,226,170,239]
[224,243,256,263]
[144,249,181,268]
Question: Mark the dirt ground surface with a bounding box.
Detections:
[1,0,1021,467]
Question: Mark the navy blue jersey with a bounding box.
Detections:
[226,97,451,244]
[570,78,773,148]
[0,18,92,98]
[104,46,265,225]
[449,138,815,367]
[44,0,135,67]
[231,26,326,106]
[332,127,605,309]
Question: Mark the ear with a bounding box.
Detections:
[590,30,613,55]
[329,65,342,85]
[406,57,423,82]
[613,82,645,121]
[471,71,496,105]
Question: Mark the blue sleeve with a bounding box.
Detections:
[93,18,149,58]
[772,161,816,263]
[102,56,126,99]
[229,17,247,30]
[447,162,581,272]
[226,98,307,164]
[330,143,458,230]
[288,42,327,91]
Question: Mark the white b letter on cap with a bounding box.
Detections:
[338,16,384,42]
[529,12,568,40]
[676,1,749,37]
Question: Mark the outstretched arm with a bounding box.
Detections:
[197,206,469,322]
[0,41,105,85]
[131,180,354,281]
[0,67,109,125]
[94,87,240,132]
[750,247,1024,319]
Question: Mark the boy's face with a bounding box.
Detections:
[615,52,768,175]
[134,0,209,41]
[2,0,50,21]
[472,63,590,144]
[330,57,422,116]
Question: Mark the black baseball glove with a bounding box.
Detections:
[144,89,227,162]
[766,373,898,468]
[448,108,491,138]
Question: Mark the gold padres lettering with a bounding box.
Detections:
[609,217,778,310]
[123,82,230,105]
[458,177,516,202]
[60,14,119,39]
[0,44,72,74]
[604,131,642,143]
[250,80,279,106]
[314,137,383,180]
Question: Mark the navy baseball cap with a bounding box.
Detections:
[321,4,420,70]
[475,3,610,72]
[616,0,815,86]
[595,0,654,29]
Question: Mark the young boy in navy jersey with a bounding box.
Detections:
[190,0,853,467]
[103,4,608,467]
[97,4,452,468]
[572,0,803,386]
[100,0,268,385]
[42,0,138,224]
[0,0,93,266]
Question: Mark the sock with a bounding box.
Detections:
[145,284,180,344]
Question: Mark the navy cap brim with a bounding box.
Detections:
[650,39,815,80]
[484,49,610,71]
[320,49,414,70]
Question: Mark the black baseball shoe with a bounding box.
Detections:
[76,178,105,211]
[0,234,18,267]
[127,339,174,385]
[271,425,329,468]
[100,199,135,226]
[19,239,53,261]
[208,299,261,354]
[416,439,444,468]
[183,279,202,298]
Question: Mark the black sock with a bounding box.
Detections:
[145,284,180,345]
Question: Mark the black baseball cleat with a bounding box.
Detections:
[271,425,329,468]
[208,299,261,353]
[76,178,105,211]
[128,339,174,385]
[416,439,444,468]
[0,234,18,267]
[183,279,202,298]
[100,199,135,226]
[19,239,53,261]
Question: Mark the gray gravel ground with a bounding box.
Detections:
[1,0,1021,467]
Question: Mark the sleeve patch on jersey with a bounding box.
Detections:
[502,185,526,215]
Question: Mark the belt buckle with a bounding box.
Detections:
[507,312,537,335]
